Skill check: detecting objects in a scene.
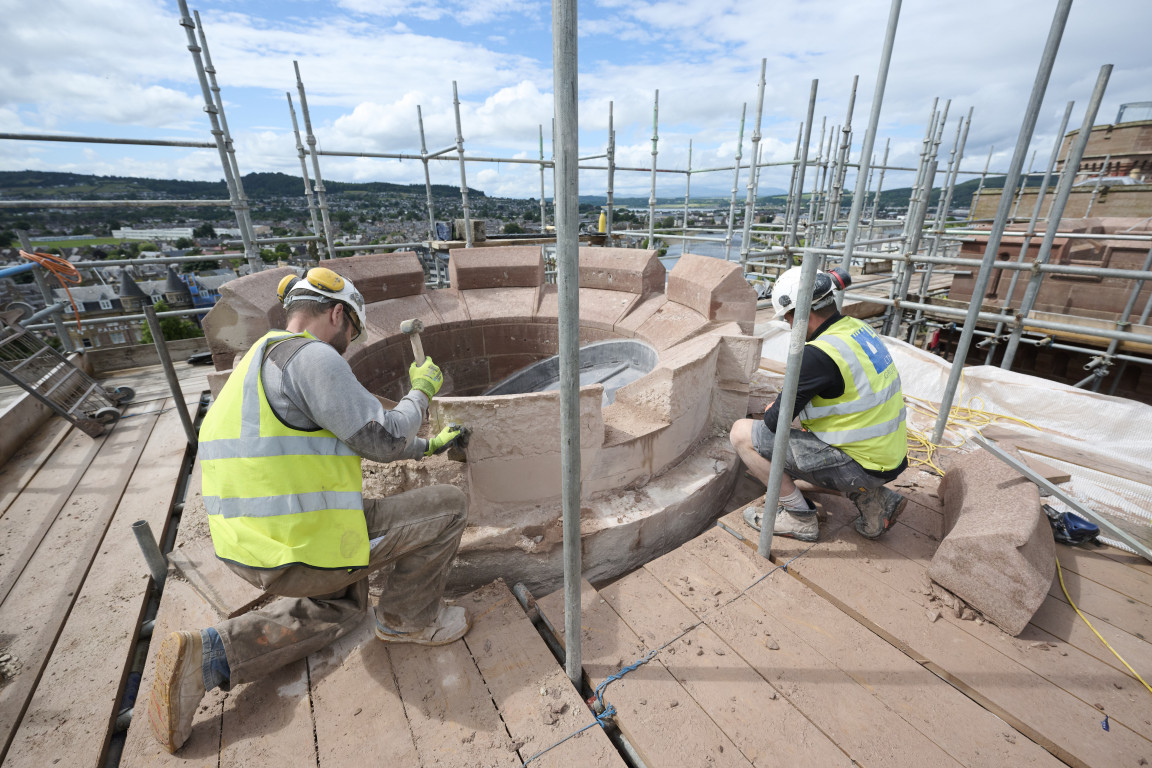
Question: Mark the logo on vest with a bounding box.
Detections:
[851,327,893,375]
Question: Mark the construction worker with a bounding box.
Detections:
[148,267,468,753]
[729,266,908,542]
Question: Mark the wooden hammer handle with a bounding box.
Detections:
[410,333,425,366]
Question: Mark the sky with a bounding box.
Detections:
[1,0,1150,201]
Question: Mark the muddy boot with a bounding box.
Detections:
[374,602,470,646]
[742,500,819,542]
[850,486,907,539]
[147,631,206,753]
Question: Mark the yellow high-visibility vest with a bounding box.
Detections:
[800,317,907,472]
[199,330,368,570]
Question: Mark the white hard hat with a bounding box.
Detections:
[771,266,851,319]
[277,267,367,341]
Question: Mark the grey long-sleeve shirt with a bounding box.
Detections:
[260,336,429,462]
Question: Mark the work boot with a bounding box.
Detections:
[850,486,907,539]
[147,631,205,754]
[742,500,819,542]
[374,602,470,646]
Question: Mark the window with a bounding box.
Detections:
[110,332,126,345]
[99,299,113,310]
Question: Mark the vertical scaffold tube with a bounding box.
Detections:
[932,0,1074,445]
[740,59,767,267]
[286,94,323,246]
[682,140,693,256]
[177,2,258,270]
[418,106,438,242]
[552,0,582,690]
[452,82,474,248]
[999,64,1113,374]
[648,91,659,249]
[606,102,615,239]
[294,62,336,260]
[759,248,821,559]
[984,100,1072,363]
[786,81,820,257]
[539,125,548,233]
[725,104,746,261]
[840,0,901,279]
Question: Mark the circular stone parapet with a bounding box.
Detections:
[201,246,761,593]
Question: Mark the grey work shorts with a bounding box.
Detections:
[751,419,888,495]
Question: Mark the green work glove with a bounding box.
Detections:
[424,424,462,456]
[409,357,443,399]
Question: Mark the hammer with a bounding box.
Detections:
[400,318,425,365]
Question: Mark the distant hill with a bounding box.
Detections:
[0,170,484,200]
[756,174,1052,212]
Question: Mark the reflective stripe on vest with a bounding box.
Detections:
[799,317,907,472]
[200,330,368,570]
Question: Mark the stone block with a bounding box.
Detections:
[666,253,757,332]
[433,389,604,523]
[425,288,471,330]
[578,247,665,294]
[613,294,666,338]
[632,300,709,350]
[460,286,539,325]
[579,288,643,331]
[710,323,763,386]
[929,449,1055,636]
[207,369,232,399]
[448,246,543,289]
[201,266,292,370]
[361,294,437,347]
[327,252,425,303]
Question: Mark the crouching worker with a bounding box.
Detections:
[729,266,908,543]
[149,267,469,753]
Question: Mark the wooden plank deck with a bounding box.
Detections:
[4,351,1149,767]
[0,363,204,766]
[534,473,1151,768]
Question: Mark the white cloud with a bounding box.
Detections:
[2,0,1149,201]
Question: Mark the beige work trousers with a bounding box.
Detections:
[214,484,466,685]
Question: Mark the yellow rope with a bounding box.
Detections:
[1056,555,1152,696]
[903,375,1043,475]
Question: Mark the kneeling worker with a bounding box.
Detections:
[149,267,468,753]
[729,266,908,542]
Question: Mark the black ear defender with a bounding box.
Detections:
[828,267,851,291]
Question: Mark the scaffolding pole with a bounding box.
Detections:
[739,60,767,266]
[1000,64,1112,372]
[193,10,259,267]
[606,102,616,240]
[552,0,582,691]
[787,81,820,254]
[840,0,901,281]
[539,125,549,233]
[983,100,1073,363]
[682,140,693,256]
[176,4,259,272]
[759,247,821,558]
[452,82,474,248]
[294,63,336,260]
[932,0,1074,445]
[724,104,746,261]
[287,93,323,248]
[416,106,439,242]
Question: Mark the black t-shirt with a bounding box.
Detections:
[762,312,908,481]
